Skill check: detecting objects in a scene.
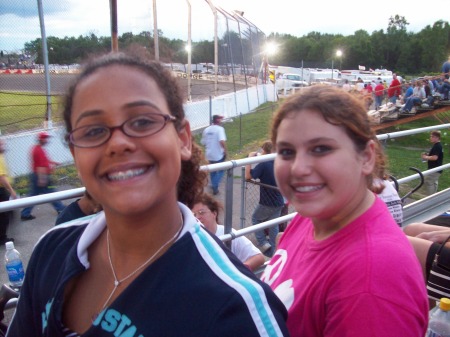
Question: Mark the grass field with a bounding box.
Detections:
[0,92,64,134]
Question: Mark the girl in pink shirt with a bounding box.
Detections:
[262,85,428,337]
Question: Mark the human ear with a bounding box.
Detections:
[361,139,376,176]
[178,120,192,161]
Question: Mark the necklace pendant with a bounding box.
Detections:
[114,280,119,287]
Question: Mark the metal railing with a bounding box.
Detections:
[1,125,450,238]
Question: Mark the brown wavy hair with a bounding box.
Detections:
[62,52,207,207]
[271,85,383,190]
[192,193,223,222]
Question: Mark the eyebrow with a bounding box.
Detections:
[74,100,163,126]
[276,137,336,147]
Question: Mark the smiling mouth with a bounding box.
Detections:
[294,184,324,193]
[107,168,147,181]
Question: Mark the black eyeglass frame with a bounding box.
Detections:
[69,113,176,148]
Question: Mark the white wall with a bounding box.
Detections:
[4,83,276,177]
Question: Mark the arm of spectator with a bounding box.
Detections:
[243,253,266,272]
[220,140,227,158]
[0,175,16,199]
[245,152,257,180]
[406,236,432,282]
[417,230,450,244]
[421,153,438,161]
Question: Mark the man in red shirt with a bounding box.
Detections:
[387,73,402,103]
[20,132,65,220]
[374,81,385,110]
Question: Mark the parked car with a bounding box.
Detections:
[276,73,309,91]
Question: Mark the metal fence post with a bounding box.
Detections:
[223,163,236,248]
[240,166,246,229]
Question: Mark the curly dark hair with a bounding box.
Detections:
[62,52,207,206]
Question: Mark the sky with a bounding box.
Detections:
[0,0,448,53]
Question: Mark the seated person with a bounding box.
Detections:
[192,193,265,272]
[55,190,102,225]
[404,222,450,304]
[401,80,426,112]
[440,75,450,100]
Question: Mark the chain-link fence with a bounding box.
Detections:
[242,179,295,232]
[1,1,276,197]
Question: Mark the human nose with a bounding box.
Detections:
[104,125,136,155]
[290,152,312,176]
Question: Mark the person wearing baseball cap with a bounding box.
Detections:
[38,131,51,140]
[20,131,65,220]
[212,115,224,123]
[201,115,227,195]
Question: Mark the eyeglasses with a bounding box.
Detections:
[192,209,211,217]
[69,113,176,148]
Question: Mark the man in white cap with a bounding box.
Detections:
[201,115,227,195]
[21,131,65,220]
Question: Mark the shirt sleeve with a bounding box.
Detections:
[231,234,261,262]
[250,163,263,180]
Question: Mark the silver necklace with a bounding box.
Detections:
[101,217,184,312]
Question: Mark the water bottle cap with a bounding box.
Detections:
[440,298,450,311]
[5,241,14,250]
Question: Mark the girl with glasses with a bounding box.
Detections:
[8,52,288,337]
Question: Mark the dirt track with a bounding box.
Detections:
[0,74,247,101]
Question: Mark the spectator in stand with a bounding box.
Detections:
[421,130,444,195]
[374,80,385,110]
[404,223,450,303]
[442,56,450,75]
[191,193,265,272]
[401,81,414,103]
[423,79,435,107]
[20,131,65,220]
[342,79,351,92]
[54,190,102,225]
[371,139,403,227]
[0,139,17,244]
[401,80,426,113]
[439,74,450,100]
[387,73,402,103]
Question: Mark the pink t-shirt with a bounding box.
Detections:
[262,197,428,337]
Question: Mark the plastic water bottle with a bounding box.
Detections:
[4,241,24,288]
[427,298,450,337]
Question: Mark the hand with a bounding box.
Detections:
[248,151,258,157]
[9,191,17,199]
[37,173,49,187]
